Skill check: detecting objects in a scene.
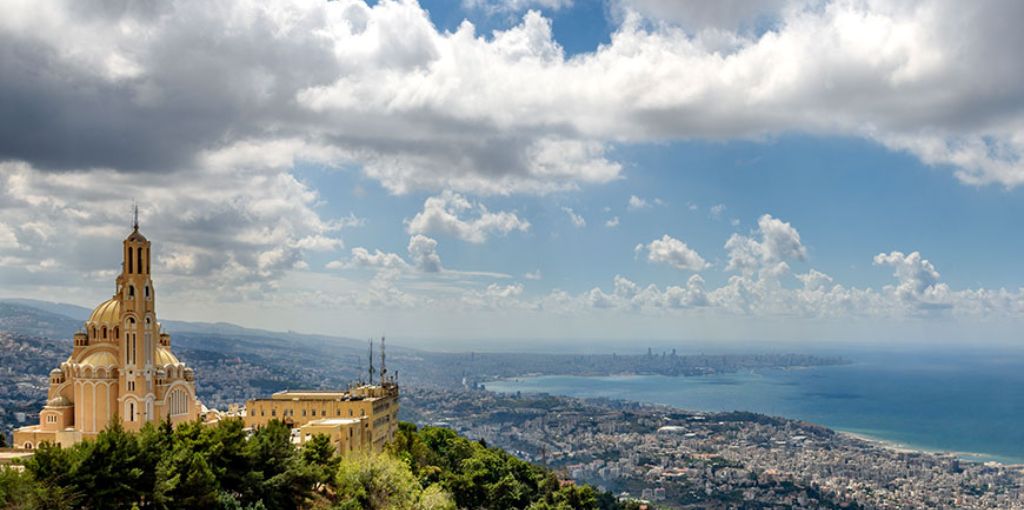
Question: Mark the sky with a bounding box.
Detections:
[1,0,1023,349]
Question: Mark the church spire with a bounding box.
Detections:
[132,201,139,231]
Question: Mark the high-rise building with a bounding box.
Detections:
[13,223,201,448]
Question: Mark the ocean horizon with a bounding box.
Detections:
[485,350,1024,465]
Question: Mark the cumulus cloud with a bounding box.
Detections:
[406,191,530,243]
[561,206,586,228]
[0,161,347,297]
[330,234,443,274]
[337,248,409,271]
[614,0,792,32]
[636,234,710,271]
[725,214,806,274]
[4,0,1024,192]
[407,234,443,273]
[605,216,620,228]
[464,0,574,14]
[628,195,651,210]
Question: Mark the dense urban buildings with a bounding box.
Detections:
[12,220,201,448]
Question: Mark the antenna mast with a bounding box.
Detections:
[380,336,387,383]
[368,338,375,385]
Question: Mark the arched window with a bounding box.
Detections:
[128,285,135,299]
[127,318,137,365]
[145,285,150,299]
[168,388,189,416]
[23,442,32,450]
[128,401,136,422]
[101,326,107,339]
[128,247,133,273]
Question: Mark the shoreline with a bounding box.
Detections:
[486,374,1024,468]
[836,429,1024,467]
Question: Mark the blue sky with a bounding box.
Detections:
[1,0,1023,347]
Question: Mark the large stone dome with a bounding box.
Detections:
[79,350,118,368]
[89,298,121,326]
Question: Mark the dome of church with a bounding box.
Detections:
[89,298,121,326]
[47,395,72,407]
[79,350,118,368]
[155,348,179,366]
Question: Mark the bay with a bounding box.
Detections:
[485,350,1024,464]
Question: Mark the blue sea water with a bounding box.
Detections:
[484,350,1024,464]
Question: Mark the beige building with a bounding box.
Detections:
[245,382,398,453]
[13,223,201,449]
[296,418,365,454]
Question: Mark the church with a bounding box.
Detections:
[13,221,201,448]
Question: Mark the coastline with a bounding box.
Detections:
[836,429,1024,467]
[487,371,1024,468]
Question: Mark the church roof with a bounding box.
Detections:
[80,350,118,368]
[88,298,121,326]
[126,226,148,242]
[155,348,179,366]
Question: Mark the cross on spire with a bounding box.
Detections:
[132,201,139,230]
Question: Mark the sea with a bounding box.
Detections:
[484,349,1024,465]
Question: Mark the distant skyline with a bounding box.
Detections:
[2,0,1024,346]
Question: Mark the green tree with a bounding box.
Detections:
[302,433,340,491]
[335,452,427,510]
[71,420,144,509]
[245,420,315,510]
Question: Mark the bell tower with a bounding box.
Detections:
[115,205,158,424]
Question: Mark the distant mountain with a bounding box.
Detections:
[0,301,84,340]
[0,298,387,354]
[0,298,92,321]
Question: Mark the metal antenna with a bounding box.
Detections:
[368,338,375,385]
[380,336,387,382]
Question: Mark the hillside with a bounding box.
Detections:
[0,418,632,510]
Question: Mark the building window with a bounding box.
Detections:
[129,402,136,422]
[145,285,150,299]
[271,409,276,417]
[24,442,32,450]
[129,285,135,298]
[169,389,188,416]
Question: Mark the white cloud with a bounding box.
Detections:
[627,195,651,210]
[636,234,710,271]
[614,0,792,32]
[338,247,409,271]
[406,191,530,243]
[408,234,443,273]
[464,0,574,14]
[3,0,1024,194]
[561,206,586,228]
[605,216,620,228]
[726,214,806,274]
[0,161,346,297]
[524,269,543,280]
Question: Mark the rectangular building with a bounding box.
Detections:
[244,383,398,453]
